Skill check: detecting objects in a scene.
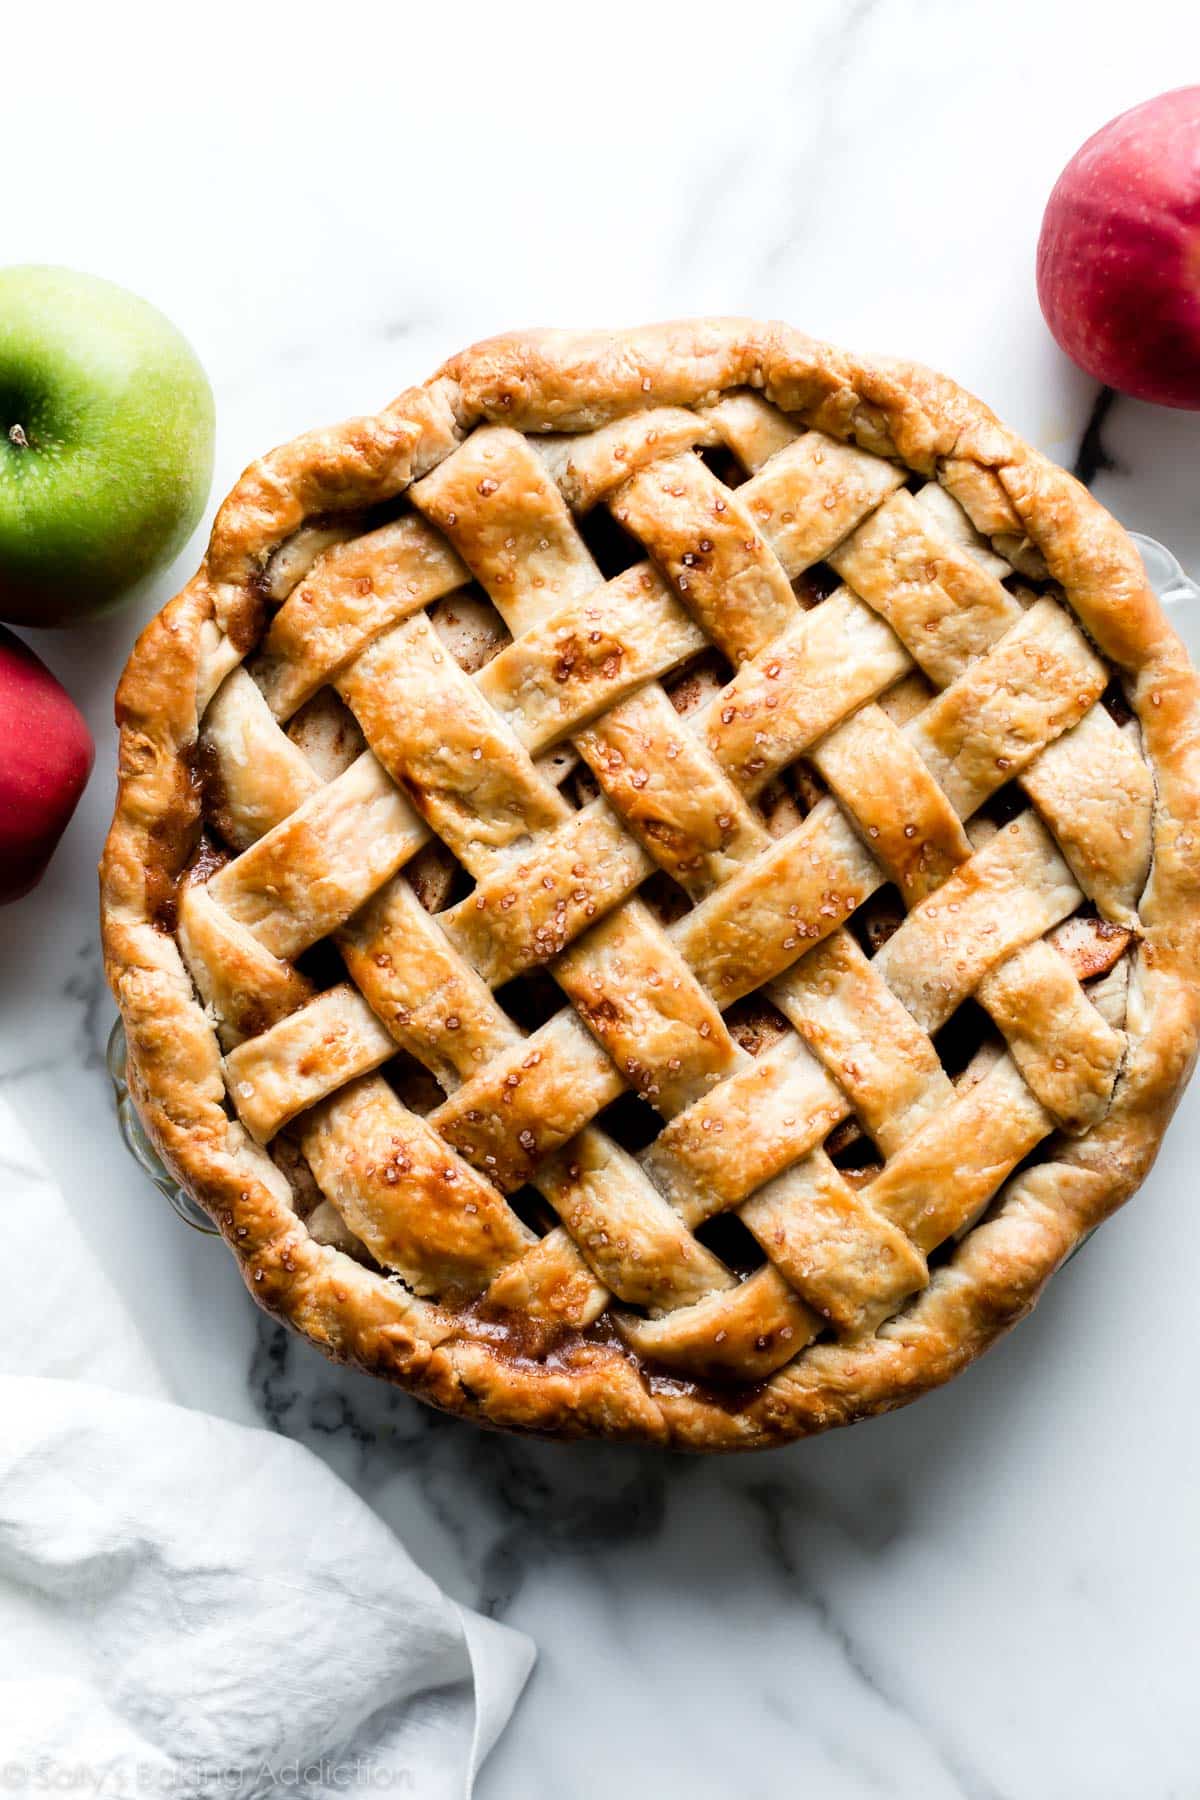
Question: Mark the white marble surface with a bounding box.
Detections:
[5,2,1200,1793]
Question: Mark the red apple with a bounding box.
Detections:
[1037,86,1200,407]
[0,627,94,902]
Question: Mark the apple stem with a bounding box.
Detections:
[7,424,28,449]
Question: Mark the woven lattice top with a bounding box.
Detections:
[102,322,1200,1447]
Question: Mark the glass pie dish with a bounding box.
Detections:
[97,319,1200,1447]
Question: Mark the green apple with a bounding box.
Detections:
[0,267,214,626]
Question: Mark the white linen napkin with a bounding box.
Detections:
[0,1094,534,1797]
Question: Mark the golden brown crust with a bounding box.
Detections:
[100,320,1200,1449]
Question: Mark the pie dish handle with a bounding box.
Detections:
[1130,533,1200,652]
[106,1017,220,1234]
[105,534,1199,1244]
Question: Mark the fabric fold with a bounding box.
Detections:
[0,1095,533,1797]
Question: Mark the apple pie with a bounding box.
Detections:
[100,321,1200,1447]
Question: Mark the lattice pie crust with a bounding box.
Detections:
[101,321,1200,1448]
